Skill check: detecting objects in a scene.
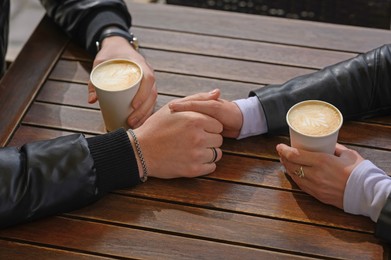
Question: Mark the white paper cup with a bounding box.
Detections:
[90,59,143,132]
[286,100,343,154]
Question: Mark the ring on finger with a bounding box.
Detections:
[294,166,305,178]
[208,147,218,164]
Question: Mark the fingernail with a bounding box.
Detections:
[209,89,218,94]
[88,93,96,103]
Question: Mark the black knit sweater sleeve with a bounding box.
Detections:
[87,128,140,195]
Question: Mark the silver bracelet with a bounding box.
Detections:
[128,129,148,182]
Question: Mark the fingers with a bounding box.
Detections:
[128,83,158,128]
[87,81,98,104]
[201,115,223,134]
[203,132,223,149]
[193,163,218,177]
[276,143,335,168]
[205,147,222,164]
[88,58,105,104]
[170,99,222,118]
[175,89,221,103]
[131,69,156,110]
[276,144,313,167]
[186,147,223,178]
[169,89,220,110]
[334,143,349,156]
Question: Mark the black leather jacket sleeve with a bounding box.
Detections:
[0,128,140,228]
[251,44,391,134]
[250,44,391,243]
[40,0,132,54]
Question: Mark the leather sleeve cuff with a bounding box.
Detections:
[249,84,291,134]
[82,8,132,54]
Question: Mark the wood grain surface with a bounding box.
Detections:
[0,2,390,259]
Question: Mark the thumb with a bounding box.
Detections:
[334,143,348,157]
[87,81,98,104]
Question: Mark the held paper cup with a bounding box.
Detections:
[286,100,343,154]
[90,59,143,132]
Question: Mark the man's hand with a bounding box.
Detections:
[89,36,157,129]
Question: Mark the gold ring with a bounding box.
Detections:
[294,166,305,178]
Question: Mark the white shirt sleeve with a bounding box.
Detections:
[233,96,268,139]
[343,160,391,222]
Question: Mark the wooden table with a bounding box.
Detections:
[0,1,390,259]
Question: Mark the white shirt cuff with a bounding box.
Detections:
[233,96,268,139]
[343,160,391,222]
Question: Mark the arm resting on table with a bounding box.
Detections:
[250,44,391,133]
[0,129,139,228]
[250,44,391,243]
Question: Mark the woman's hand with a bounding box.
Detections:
[276,143,364,209]
[169,89,243,138]
[89,36,157,129]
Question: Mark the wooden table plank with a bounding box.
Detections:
[65,194,383,260]
[37,80,99,109]
[8,125,82,147]
[56,51,316,86]
[0,217,308,260]
[0,240,109,259]
[126,1,391,53]
[0,16,68,146]
[122,178,374,232]
[1,2,390,259]
[131,27,356,69]
[23,102,105,135]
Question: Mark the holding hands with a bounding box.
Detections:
[169,89,243,138]
[133,100,223,179]
[170,89,368,212]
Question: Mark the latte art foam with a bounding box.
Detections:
[91,60,142,91]
[288,102,341,136]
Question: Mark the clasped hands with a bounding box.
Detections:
[87,35,364,210]
[168,89,365,210]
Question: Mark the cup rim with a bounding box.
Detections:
[286,99,343,137]
[90,58,143,92]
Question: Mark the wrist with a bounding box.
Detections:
[127,131,143,179]
[100,36,136,52]
[127,129,148,182]
[96,26,138,52]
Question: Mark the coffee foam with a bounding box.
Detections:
[288,101,341,136]
[92,60,141,91]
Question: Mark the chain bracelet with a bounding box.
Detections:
[128,129,148,182]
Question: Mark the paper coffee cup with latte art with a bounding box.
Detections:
[286,100,343,154]
[90,59,143,132]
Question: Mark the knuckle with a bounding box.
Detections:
[216,135,223,146]
[284,151,296,161]
[150,86,158,99]
[188,164,202,176]
[191,135,205,147]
